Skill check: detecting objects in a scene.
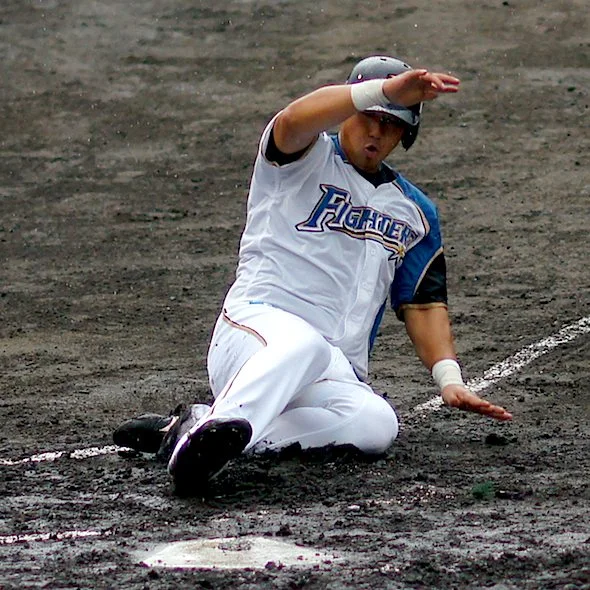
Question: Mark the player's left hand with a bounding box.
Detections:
[441,383,513,421]
[383,69,460,107]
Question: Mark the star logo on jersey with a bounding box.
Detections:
[295,184,418,264]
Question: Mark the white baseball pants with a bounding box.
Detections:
[202,302,398,454]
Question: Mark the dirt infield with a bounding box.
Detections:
[1,0,589,588]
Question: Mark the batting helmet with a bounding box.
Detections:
[346,55,422,150]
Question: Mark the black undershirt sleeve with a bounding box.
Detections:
[265,126,309,165]
[411,252,448,305]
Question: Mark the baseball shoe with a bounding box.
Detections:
[112,403,211,455]
[167,417,252,496]
[112,404,185,453]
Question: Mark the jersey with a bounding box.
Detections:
[223,116,444,380]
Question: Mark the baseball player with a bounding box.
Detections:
[114,56,512,495]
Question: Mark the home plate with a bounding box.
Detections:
[138,536,342,570]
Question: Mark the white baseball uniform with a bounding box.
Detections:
[200,114,446,454]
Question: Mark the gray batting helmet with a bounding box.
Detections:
[346,55,422,150]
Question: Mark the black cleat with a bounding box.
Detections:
[113,406,184,454]
[167,418,252,496]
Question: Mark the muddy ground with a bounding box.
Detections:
[1,0,589,588]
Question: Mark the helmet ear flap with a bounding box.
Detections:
[402,125,419,150]
[401,101,422,149]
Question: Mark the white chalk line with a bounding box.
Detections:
[0,529,112,546]
[0,445,125,466]
[413,315,590,414]
[1,316,588,468]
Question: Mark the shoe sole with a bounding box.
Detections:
[168,418,252,496]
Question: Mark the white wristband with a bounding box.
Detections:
[432,359,464,390]
[350,79,390,112]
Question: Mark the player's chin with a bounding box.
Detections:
[358,149,383,171]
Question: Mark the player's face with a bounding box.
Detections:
[339,112,405,173]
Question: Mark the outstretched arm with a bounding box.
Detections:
[273,69,460,154]
[403,306,512,421]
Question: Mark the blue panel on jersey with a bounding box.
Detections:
[390,174,443,312]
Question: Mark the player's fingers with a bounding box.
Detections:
[431,77,459,93]
[423,72,460,92]
[433,72,460,85]
[413,71,442,90]
[483,404,513,421]
[464,398,513,421]
[449,391,513,421]
[455,395,489,412]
